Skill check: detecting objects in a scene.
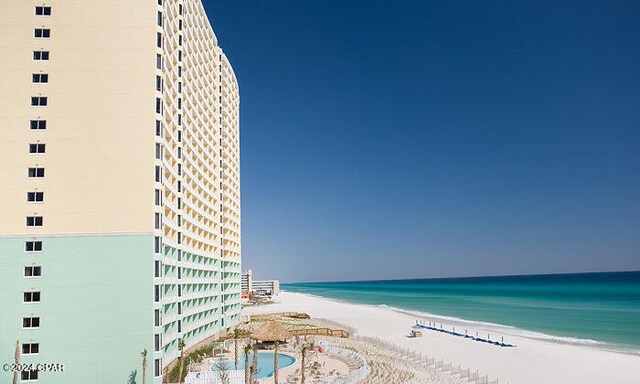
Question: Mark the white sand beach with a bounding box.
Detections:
[246,292,640,384]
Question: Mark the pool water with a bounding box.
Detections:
[210,352,297,379]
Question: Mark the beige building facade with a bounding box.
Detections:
[0,1,241,383]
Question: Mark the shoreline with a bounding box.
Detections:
[282,290,640,355]
[246,291,640,384]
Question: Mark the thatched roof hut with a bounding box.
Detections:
[250,321,293,342]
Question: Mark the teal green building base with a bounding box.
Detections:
[0,235,158,384]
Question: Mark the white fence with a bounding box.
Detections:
[306,343,368,384]
[354,335,503,384]
[184,370,244,384]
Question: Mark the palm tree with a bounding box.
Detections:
[141,349,147,384]
[243,343,251,384]
[273,341,280,384]
[177,339,186,384]
[300,345,307,384]
[13,340,20,384]
[128,370,137,384]
[251,343,259,384]
[233,328,241,370]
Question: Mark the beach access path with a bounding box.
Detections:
[245,291,640,384]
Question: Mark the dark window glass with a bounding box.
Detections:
[28,168,45,177]
[155,359,161,377]
[33,51,49,60]
[35,6,51,16]
[29,143,46,153]
[30,120,46,130]
[27,192,44,202]
[32,74,49,83]
[34,28,50,38]
[154,309,161,327]
[25,241,42,252]
[31,97,47,106]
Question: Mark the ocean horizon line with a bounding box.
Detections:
[282,268,640,285]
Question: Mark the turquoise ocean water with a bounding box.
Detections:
[283,271,640,352]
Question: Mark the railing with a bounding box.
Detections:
[290,328,349,338]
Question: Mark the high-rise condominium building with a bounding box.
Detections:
[0,1,241,383]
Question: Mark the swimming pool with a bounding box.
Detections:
[210,352,297,379]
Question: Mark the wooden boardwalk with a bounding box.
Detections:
[290,327,349,338]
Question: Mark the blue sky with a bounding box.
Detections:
[202,1,640,282]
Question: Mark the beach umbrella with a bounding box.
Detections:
[250,321,293,342]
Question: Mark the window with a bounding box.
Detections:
[154,260,162,278]
[155,120,162,137]
[32,73,49,83]
[177,267,181,279]
[177,181,181,192]
[177,147,182,159]
[21,370,38,381]
[29,143,46,153]
[177,114,181,126]
[26,216,43,227]
[154,285,160,302]
[27,192,44,202]
[25,266,42,277]
[154,334,161,352]
[177,198,181,209]
[25,241,43,252]
[23,291,41,303]
[154,189,161,206]
[177,164,181,176]
[177,285,182,297]
[22,343,39,355]
[154,359,161,377]
[156,32,162,48]
[177,98,182,109]
[35,6,52,15]
[30,120,47,130]
[178,51,182,62]
[156,54,162,70]
[179,35,183,47]
[31,96,47,106]
[28,168,45,178]
[177,215,181,226]
[154,213,162,230]
[157,11,163,27]
[177,232,181,244]
[154,309,161,327]
[154,166,161,182]
[179,4,183,15]
[156,75,162,92]
[155,98,162,114]
[178,66,182,77]
[23,317,40,329]
[155,143,162,159]
[178,302,182,314]
[154,236,162,253]
[34,28,50,38]
[177,320,182,332]
[33,50,49,60]
[178,82,182,93]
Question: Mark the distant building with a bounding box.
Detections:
[242,269,280,297]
